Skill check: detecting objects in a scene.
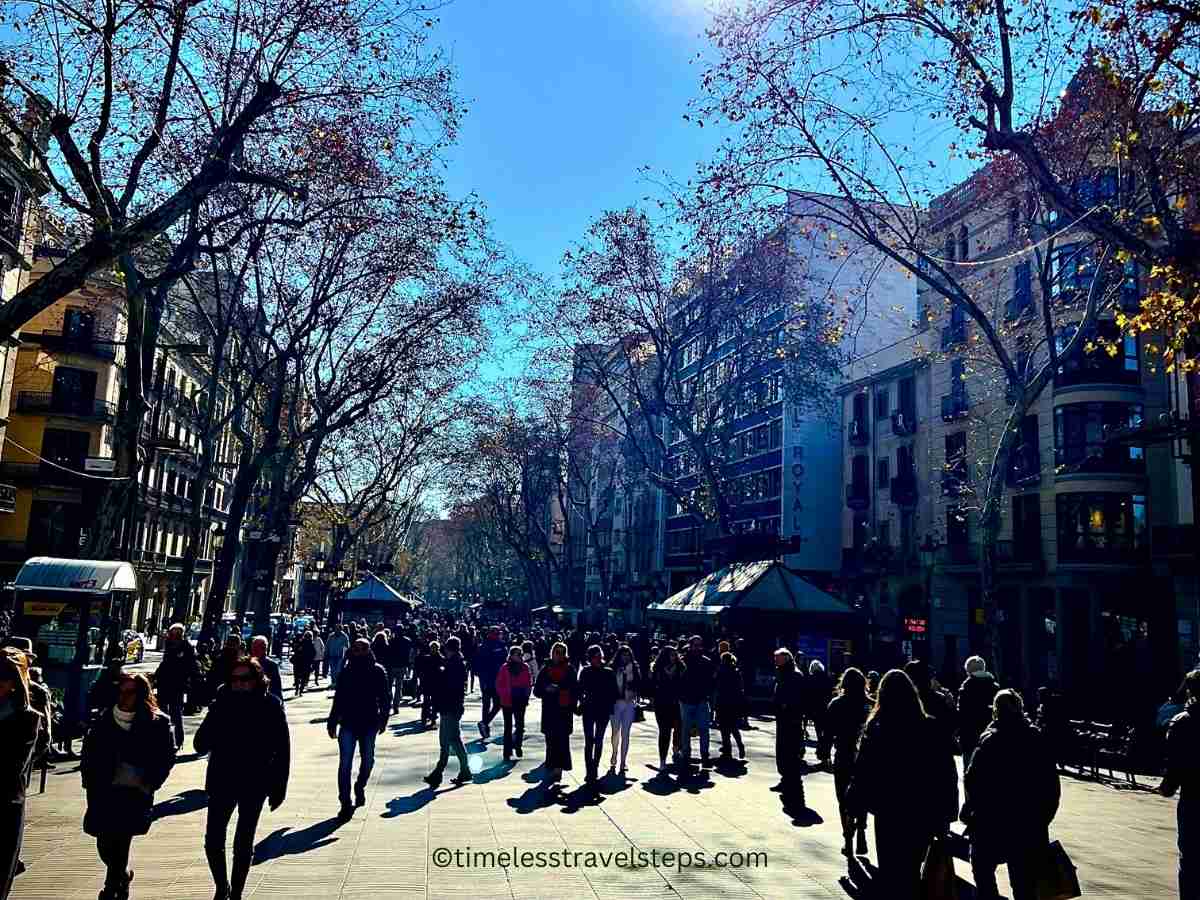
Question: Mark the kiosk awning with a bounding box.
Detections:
[647,560,852,621]
[14,557,138,593]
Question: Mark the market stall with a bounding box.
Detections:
[334,574,420,624]
[8,557,138,729]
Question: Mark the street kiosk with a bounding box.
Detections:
[8,557,139,731]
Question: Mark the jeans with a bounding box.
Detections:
[96,832,134,890]
[873,817,929,900]
[679,701,711,761]
[971,848,1038,900]
[388,667,406,711]
[162,694,185,747]
[0,801,23,900]
[1182,793,1199,900]
[328,657,344,685]
[582,713,609,779]
[609,700,635,770]
[433,712,469,776]
[337,728,376,805]
[653,706,679,762]
[480,687,500,728]
[205,792,266,896]
[502,705,526,758]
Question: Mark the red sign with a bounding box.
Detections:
[904,617,928,634]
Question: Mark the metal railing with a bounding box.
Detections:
[16,391,117,420]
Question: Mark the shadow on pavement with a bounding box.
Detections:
[474,759,517,785]
[152,788,208,820]
[559,784,604,814]
[389,719,428,736]
[640,771,684,797]
[173,751,205,764]
[253,816,346,862]
[712,758,748,778]
[381,787,439,817]
[506,783,562,814]
[520,762,549,783]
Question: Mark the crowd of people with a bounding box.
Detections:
[0,607,1196,900]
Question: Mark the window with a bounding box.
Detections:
[897,376,916,421]
[943,234,955,263]
[1056,321,1139,387]
[878,520,891,548]
[1057,493,1147,562]
[1012,493,1041,560]
[1008,199,1020,240]
[1008,262,1032,318]
[957,224,969,261]
[1054,402,1145,473]
[1051,244,1096,302]
[875,387,889,419]
[850,455,869,492]
[947,505,969,546]
[876,457,890,487]
[63,308,96,342]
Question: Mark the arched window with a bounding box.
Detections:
[957,224,969,261]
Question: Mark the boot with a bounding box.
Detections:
[230,848,252,900]
[206,846,229,899]
[855,828,868,856]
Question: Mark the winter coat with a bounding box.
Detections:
[474,639,508,688]
[578,664,619,720]
[678,653,716,705]
[432,655,467,716]
[496,661,532,708]
[534,661,577,736]
[823,691,871,767]
[613,661,640,704]
[649,662,682,710]
[155,639,198,698]
[1162,702,1200,798]
[714,665,746,726]
[325,632,350,663]
[81,708,176,836]
[291,640,317,675]
[805,668,833,719]
[0,707,41,805]
[257,655,284,700]
[390,634,412,668]
[961,718,1060,862]
[958,672,999,755]
[848,714,958,834]
[328,655,390,735]
[194,688,290,806]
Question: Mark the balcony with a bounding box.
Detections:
[941,322,967,350]
[133,549,167,568]
[34,328,118,361]
[891,409,917,436]
[845,481,870,511]
[848,418,869,446]
[0,460,89,488]
[1153,524,1197,559]
[1007,444,1042,487]
[941,392,969,421]
[889,472,918,506]
[941,461,970,497]
[1055,353,1140,391]
[16,391,117,421]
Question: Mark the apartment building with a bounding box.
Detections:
[842,164,1197,711]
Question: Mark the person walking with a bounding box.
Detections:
[310,631,325,688]
[714,651,746,761]
[0,650,42,900]
[154,623,198,749]
[81,673,176,900]
[823,667,872,857]
[389,629,411,712]
[417,640,440,728]
[533,642,577,784]
[958,655,998,768]
[290,632,317,697]
[208,635,244,700]
[608,644,640,776]
[649,644,682,769]
[806,660,833,765]
[521,640,539,686]
[195,656,291,900]
[327,638,390,818]
[848,669,959,900]
[1161,669,1200,900]
[423,637,472,787]
[249,636,283,702]
[961,689,1060,900]
[495,646,532,762]
[473,627,507,740]
[578,645,618,786]
[772,649,807,809]
[325,626,350,687]
[678,635,715,767]
[904,659,957,752]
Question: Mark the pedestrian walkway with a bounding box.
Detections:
[13,682,1180,899]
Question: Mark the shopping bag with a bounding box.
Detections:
[920,837,958,900]
[1036,841,1081,900]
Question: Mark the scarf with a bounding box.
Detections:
[547,662,572,707]
[113,706,136,732]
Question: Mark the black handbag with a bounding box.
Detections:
[1036,841,1081,900]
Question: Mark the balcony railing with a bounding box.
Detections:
[1055,356,1140,390]
[0,460,89,487]
[941,322,967,350]
[845,481,870,511]
[941,392,969,421]
[889,472,918,506]
[848,418,869,446]
[891,409,917,436]
[38,328,118,361]
[16,392,117,420]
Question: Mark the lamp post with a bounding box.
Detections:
[918,533,941,670]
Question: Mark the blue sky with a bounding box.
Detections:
[434,1,724,381]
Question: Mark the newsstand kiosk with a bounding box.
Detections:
[8,557,139,732]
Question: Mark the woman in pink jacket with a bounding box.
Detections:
[495,647,532,761]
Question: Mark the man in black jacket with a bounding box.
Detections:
[389,629,412,713]
[678,636,715,767]
[423,636,471,787]
[578,645,618,784]
[1162,669,1200,900]
[328,639,390,818]
[250,636,284,701]
[155,624,199,749]
[773,649,807,807]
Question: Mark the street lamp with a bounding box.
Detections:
[918,533,941,668]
